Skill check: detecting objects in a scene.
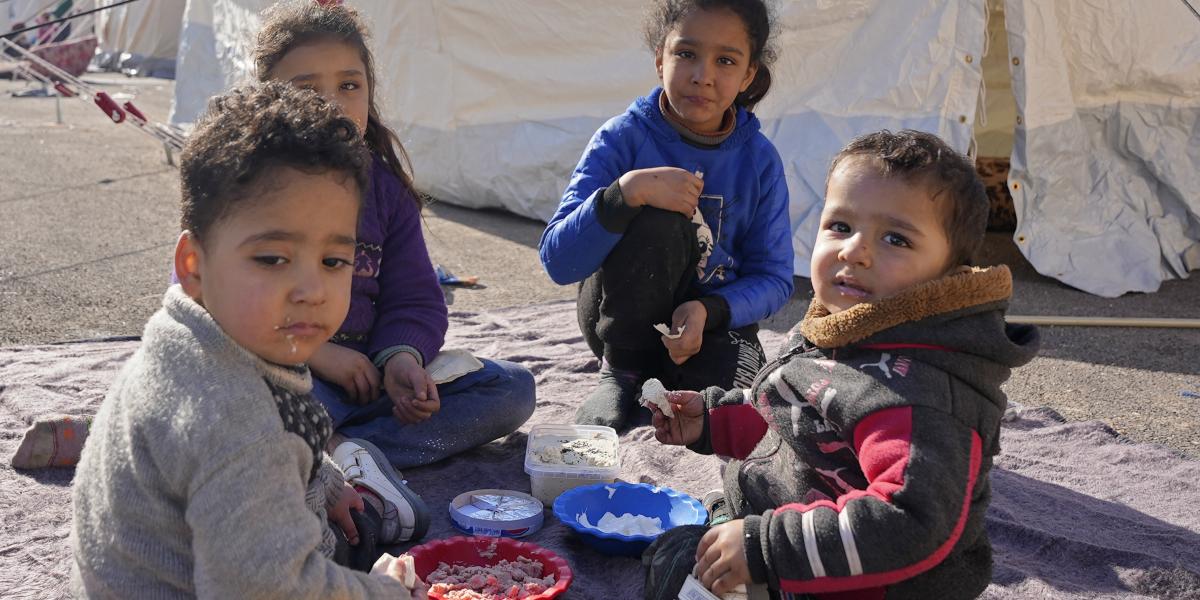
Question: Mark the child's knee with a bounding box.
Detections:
[626,207,692,241]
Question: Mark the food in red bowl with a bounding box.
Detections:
[407,536,572,600]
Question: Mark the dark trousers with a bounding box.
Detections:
[578,208,765,391]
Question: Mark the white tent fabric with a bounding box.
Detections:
[171,0,984,279]
[170,0,1197,292]
[95,0,185,70]
[1005,0,1200,296]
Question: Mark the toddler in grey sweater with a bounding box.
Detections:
[70,82,422,598]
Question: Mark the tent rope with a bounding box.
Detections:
[1180,0,1200,22]
[2,0,140,40]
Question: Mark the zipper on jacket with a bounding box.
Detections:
[749,343,808,397]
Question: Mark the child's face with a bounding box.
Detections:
[175,167,358,365]
[269,39,370,136]
[656,8,758,133]
[811,157,954,314]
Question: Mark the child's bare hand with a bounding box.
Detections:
[662,301,706,365]
[384,352,440,424]
[652,390,705,446]
[308,343,381,404]
[618,167,703,217]
[695,519,751,595]
[328,482,364,546]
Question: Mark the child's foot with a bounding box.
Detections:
[703,489,732,526]
[333,439,431,544]
[10,415,92,469]
[574,365,644,429]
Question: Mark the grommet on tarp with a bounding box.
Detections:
[1012,56,1021,66]
[93,92,125,123]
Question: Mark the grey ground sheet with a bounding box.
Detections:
[2,301,1198,599]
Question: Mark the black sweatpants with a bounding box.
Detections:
[577,207,765,391]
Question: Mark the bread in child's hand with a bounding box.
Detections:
[371,552,417,588]
[639,378,674,418]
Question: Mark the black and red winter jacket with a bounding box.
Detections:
[688,266,1039,600]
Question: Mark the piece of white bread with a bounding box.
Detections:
[653,323,685,339]
[639,378,673,418]
[399,553,416,588]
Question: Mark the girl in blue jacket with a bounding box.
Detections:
[539,0,794,429]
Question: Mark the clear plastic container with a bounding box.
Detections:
[523,424,620,505]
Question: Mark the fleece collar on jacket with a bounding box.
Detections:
[800,266,1014,348]
[631,87,760,150]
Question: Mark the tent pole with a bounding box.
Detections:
[1006,315,1200,329]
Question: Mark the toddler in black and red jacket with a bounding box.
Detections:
[646,129,1040,600]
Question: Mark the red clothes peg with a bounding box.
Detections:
[93,92,125,123]
[122,101,147,122]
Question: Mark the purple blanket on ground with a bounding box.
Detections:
[2,300,1198,599]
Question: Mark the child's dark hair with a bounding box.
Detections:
[828,130,988,267]
[643,0,777,109]
[180,81,370,244]
[254,0,415,194]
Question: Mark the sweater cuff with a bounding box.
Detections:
[698,295,730,331]
[743,514,771,584]
[685,386,722,455]
[318,454,346,510]
[373,345,424,369]
[595,180,642,233]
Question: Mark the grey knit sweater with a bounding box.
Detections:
[71,286,409,599]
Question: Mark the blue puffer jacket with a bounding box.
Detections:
[539,87,794,329]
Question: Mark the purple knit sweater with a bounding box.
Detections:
[330,155,447,364]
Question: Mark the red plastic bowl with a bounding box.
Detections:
[407,536,573,600]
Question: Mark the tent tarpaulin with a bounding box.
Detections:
[1006,0,1200,297]
[95,0,185,77]
[170,0,1198,295]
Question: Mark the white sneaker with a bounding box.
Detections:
[333,439,431,543]
[703,489,732,526]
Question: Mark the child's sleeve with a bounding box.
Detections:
[368,185,448,367]
[712,150,795,329]
[686,386,769,459]
[539,120,639,284]
[185,434,411,599]
[742,406,985,595]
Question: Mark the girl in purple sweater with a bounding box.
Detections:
[253,0,536,538]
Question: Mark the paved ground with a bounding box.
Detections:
[2,74,1197,457]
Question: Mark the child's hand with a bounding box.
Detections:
[652,390,705,446]
[384,352,440,424]
[308,343,381,404]
[618,167,703,217]
[662,300,706,364]
[695,519,751,596]
[328,481,364,546]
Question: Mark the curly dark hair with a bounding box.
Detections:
[643,0,777,109]
[827,130,989,267]
[179,80,371,244]
[254,0,415,195]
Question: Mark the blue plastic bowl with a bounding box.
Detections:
[552,481,706,557]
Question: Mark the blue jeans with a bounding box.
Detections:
[313,358,536,469]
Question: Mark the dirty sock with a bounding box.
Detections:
[10,415,92,469]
